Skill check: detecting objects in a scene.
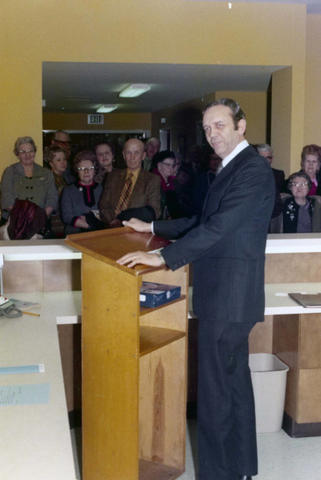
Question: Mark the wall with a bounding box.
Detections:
[43,112,151,132]
[304,14,321,146]
[216,91,267,145]
[271,68,293,176]
[0,0,307,175]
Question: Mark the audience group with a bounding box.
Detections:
[255,142,321,233]
[0,128,320,239]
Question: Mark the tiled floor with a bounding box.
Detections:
[71,421,321,479]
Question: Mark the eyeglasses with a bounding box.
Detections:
[19,150,35,155]
[290,182,309,187]
[77,166,95,172]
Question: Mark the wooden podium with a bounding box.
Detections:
[66,228,188,480]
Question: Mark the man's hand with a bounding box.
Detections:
[117,251,163,268]
[122,218,152,233]
[109,218,122,228]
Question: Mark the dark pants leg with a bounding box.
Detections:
[197,320,257,480]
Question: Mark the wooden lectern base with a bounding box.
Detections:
[139,459,183,480]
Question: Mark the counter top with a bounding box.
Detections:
[1,234,321,261]
[0,291,79,480]
[266,233,321,254]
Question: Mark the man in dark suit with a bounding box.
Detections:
[256,143,285,219]
[99,138,161,226]
[118,99,275,480]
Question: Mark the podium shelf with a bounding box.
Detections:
[140,295,186,316]
[140,326,185,356]
[139,459,183,480]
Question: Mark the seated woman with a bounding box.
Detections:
[153,150,182,219]
[94,141,115,184]
[1,136,58,221]
[300,144,321,195]
[283,171,321,233]
[60,150,104,235]
[46,145,68,194]
[46,145,68,237]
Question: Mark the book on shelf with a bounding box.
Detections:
[140,282,181,308]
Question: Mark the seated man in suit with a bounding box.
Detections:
[99,138,161,226]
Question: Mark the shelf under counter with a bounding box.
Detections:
[265,282,321,315]
[140,325,185,356]
[140,295,186,316]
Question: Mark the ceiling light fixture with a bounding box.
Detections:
[96,105,118,113]
[119,84,151,98]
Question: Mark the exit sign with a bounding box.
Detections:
[88,114,104,125]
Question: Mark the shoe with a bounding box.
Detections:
[239,476,252,480]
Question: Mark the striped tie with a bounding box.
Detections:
[114,173,133,216]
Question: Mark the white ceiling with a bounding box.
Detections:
[42,0,320,115]
[43,63,285,114]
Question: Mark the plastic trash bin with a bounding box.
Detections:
[249,353,289,433]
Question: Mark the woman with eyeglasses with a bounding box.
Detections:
[152,150,183,219]
[1,136,58,223]
[60,150,104,234]
[283,171,321,233]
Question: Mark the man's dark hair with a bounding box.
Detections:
[203,98,246,129]
[94,140,115,156]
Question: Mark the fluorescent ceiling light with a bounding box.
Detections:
[96,105,118,113]
[119,84,151,98]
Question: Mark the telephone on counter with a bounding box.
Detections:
[0,296,22,318]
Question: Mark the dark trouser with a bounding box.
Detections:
[197,320,257,480]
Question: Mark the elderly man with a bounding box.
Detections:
[143,136,161,171]
[118,99,275,480]
[99,138,161,226]
[51,130,72,160]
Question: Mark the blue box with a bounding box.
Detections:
[140,282,181,308]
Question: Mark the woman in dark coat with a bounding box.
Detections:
[283,171,321,233]
[61,150,104,234]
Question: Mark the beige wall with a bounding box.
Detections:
[43,112,152,132]
[304,14,321,146]
[271,68,293,176]
[216,91,267,145]
[0,1,308,175]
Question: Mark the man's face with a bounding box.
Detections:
[96,144,114,170]
[202,105,246,160]
[258,149,273,166]
[52,132,71,158]
[146,140,160,159]
[123,139,146,171]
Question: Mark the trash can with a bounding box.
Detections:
[249,353,289,433]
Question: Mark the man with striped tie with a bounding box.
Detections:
[99,138,161,226]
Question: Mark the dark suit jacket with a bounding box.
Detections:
[272,167,286,217]
[154,145,275,329]
[99,168,161,223]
